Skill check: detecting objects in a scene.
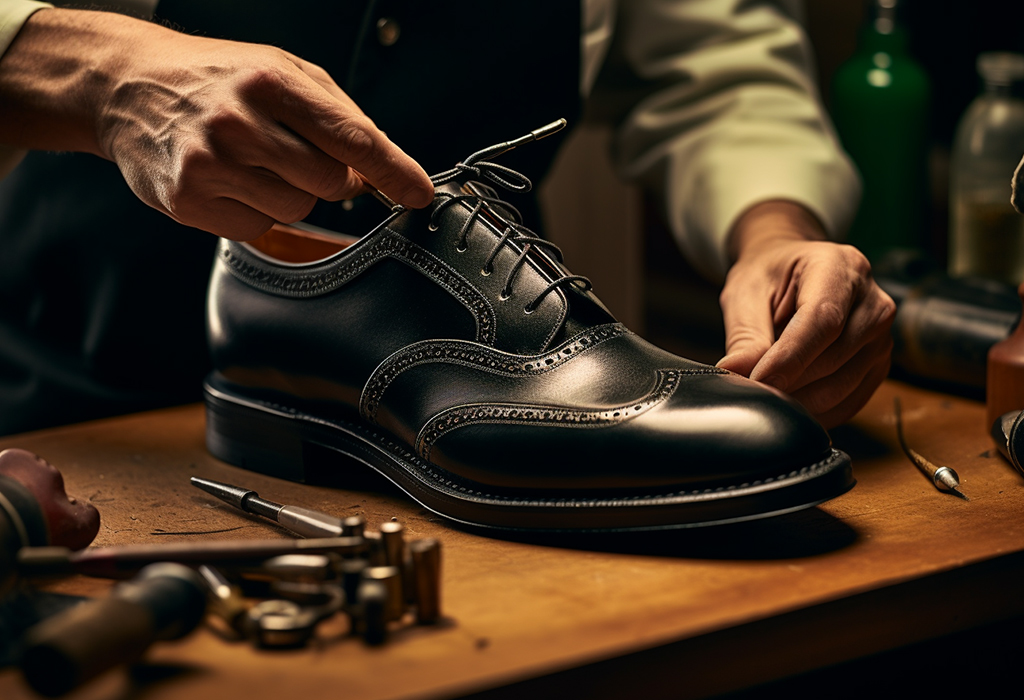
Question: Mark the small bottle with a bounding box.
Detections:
[949,52,1024,284]
[830,0,932,263]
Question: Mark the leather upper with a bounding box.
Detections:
[207,180,833,493]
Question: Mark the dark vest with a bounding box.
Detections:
[0,1,581,434]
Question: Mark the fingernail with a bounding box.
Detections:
[398,184,435,209]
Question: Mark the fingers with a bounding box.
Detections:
[183,197,276,241]
[747,271,854,392]
[716,231,895,428]
[716,273,779,377]
[745,258,894,426]
[782,283,896,393]
[210,107,369,203]
[256,65,434,209]
[790,331,893,418]
[807,353,892,430]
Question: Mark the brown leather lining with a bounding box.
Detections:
[249,222,356,263]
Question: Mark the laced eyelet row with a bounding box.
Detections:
[425,156,593,315]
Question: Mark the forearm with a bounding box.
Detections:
[0,7,158,156]
[596,0,859,281]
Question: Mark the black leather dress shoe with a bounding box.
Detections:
[204,125,854,531]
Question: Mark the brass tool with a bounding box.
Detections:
[894,397,969,499]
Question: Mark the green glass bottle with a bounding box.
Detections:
[830,0,932,262]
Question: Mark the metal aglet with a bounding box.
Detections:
[508,119,568,149]
[474,118,569,163]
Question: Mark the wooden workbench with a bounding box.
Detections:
[1,379,1022,699]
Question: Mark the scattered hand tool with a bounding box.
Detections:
[0,449,100,552]
[241,583,344,648]
[198,564,249,638]
[16,536,367,578]
[19,562,207,697]
[1,449,100,594]
[894,397,969,500]
[0,449,101,664]
[190,474,445,628]
[191,476,348,538]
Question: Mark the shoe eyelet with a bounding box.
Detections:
[498,290,512,301]
[523,305,536,315]
[480,267,492,277]
[456,245,468,253]
[428,221,440,232]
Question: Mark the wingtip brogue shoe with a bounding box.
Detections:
[203,129,854,532]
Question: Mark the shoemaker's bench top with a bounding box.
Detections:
[2,379,1023,699]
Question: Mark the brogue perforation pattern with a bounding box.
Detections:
[415,369,685,460]
[221,233,497,344]
[359,323,647,421]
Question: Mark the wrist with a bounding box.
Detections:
[727,200,828,263]
[0,8,155,157]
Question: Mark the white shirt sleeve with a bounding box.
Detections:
[0,0,50,55]
[588,0,861,281]
[0,0,53,178]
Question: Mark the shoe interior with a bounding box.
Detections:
[249,222,359,264]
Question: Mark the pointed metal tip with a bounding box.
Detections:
[531,118,568,141]
[932,466,961,492]
[190,476,256,510]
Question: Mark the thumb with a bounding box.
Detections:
[716,298,775,378]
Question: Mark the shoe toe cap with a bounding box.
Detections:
[428,370,832,492]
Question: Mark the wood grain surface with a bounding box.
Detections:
[1,379,1022,700]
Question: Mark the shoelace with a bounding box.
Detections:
[427,141,592,315]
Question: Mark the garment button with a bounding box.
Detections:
[376,18,400,47]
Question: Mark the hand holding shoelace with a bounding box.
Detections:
[716,201,896,429]
[0,8,434,240]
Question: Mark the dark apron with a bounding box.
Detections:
[0,1,581,433]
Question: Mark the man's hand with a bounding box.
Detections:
[716,201,896,429]
[0,8,434,240]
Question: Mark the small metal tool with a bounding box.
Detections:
[191,476,350,539]
[356,580,388,646]
[409,538,442,624]
[243,586,344,649]
[894,397,969,499]
[236,554,339,584]
[341,515,366,537]
[198,565,249,637]
[363,530,387,566]
[362,565,404,622]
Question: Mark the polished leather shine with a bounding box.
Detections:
[204,154,854,531]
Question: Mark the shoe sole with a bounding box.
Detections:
[204,381,855,532]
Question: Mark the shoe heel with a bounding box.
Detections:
[205,392,310,483]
